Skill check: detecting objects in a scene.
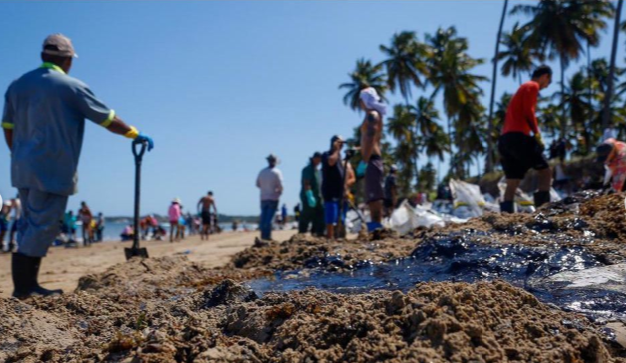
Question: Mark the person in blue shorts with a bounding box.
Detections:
[321,135,352,240]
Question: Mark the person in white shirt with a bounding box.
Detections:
[256,154,283,240]
[8,196,22,252]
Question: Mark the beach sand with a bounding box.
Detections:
[0,229,296,297]
[3,193,626,362]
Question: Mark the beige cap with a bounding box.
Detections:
[42,34,78,58]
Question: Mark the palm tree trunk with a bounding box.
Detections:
[447,118,452,145]
[413,148,420,189]
[560,55,567,140]
[407,96,420,189]
[485,0,509,174]
[586,40,593,155]
[602,0,623,131]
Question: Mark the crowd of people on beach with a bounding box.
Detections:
[254,87,391,241]
[57,201,105,247]
[1,32,626,302]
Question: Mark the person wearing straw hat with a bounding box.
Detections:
[2,34,154,298]
[256,154,283,240]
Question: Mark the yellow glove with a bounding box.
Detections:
[124,126,139,139]
[534,133,544,149]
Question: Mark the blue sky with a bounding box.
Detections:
[0,1,622,216]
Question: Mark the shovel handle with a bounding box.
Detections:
[132,139,148,161]
[132,139,146,254]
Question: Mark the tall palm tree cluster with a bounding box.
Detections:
[340,0,625,198]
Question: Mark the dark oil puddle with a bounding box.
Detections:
[249,233,626,323]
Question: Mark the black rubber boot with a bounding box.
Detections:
[500,201,515,214]
[12,253,63,299]
[533,191,551,209]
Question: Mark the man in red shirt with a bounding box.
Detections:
[498,65,552,213]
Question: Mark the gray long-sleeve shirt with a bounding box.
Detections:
[2,63,115,196]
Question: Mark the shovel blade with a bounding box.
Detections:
[124,247,149,260]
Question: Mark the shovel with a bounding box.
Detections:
[125,139,149,260]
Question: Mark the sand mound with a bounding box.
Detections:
[580,193,626,240]
[230,233,415,271]
[1,271,623,362]
[0,298,79,363]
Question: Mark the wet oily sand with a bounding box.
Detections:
[233,192,626,273]
[579,193,626,241]
[230,231,413,272]
[1,258,624,363]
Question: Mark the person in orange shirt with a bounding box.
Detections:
[498,65,553,213]
[596,138,626,192]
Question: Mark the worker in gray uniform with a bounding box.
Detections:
[1,34,154,298]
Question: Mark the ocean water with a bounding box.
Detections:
[97,221,259,241]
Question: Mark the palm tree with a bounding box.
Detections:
[426,27,487,117]
[512,0,613,138]
[591,58,626,95]
[497,22,537,84]
[387,104,415,143]
[413,96,440,137]
[422,126,450,162]
[379,31,428,103]
[557,71,593,153]
[456,103,487,174]
[485,92,512,170]
[486,0,509,174]
[417,162,437,191]
[387,104,418,185]
[425,27,488,145]
[602,0,624,130]
[414,97,450,170]
[538,103,563,139]
[339,58,387,112]
[393,142,416,195]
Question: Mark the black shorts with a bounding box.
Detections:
[365,155,385,203]
[201,211,212,225]
[498,132,549,179]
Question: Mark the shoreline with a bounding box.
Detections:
[0,229,296,297]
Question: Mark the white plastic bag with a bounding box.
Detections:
[549,187,562,203]
[389,201,445,235]
[388,202,413,235]
[449,179,486,218]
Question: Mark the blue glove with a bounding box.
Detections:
[306,190,317,208]
[356,161,367,178]
[136,133,154,151]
